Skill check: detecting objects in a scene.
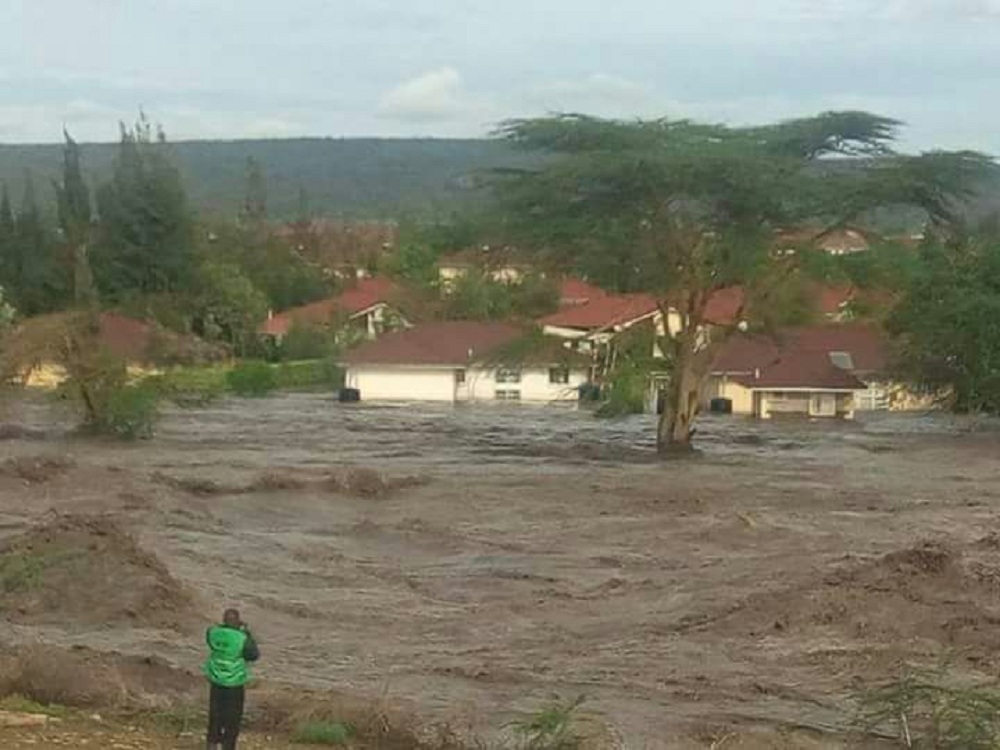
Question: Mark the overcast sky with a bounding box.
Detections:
[2,0,998,152]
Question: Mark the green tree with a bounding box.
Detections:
[194,260,269,355]
[54,130,96,304]
[889,235,1000,414]
[11,171,68,315]
[443,273,513,321]
[240,156,267,224]
[200,221,331,312]
[0,183,14,292]
[92,115,193,300]
[491,112,993,452]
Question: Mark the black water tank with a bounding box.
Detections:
[709,397,733,414]
[338,387,361,403]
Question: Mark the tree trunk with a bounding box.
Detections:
[73,244,96,305]
[657,357,701,454]
[655,320,718,455]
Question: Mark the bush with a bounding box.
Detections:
[91,383,160,440]
[226,361,278,397]
[856,666,1000,749]
[509,696,586,750]
[276,359,345,391]
[145,366,229,407]
[280,321,338,362]
[291,720,355,746]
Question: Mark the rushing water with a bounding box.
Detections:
[145,394,997,471]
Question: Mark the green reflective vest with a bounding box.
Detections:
[204,625,250,687]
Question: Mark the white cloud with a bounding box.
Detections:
[527,74,655,115]
[377,67,468,122]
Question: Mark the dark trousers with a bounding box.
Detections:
[207,683,245,750]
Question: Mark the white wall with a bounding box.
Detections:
[347,366,457,401]
[346,364,589,403]
[466,366,588,402]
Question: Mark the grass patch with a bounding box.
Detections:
[0,693,70,718]
[145,704,205,734]
[0,551,54,593]
[291,720,356,745]
[856,665,1000,749]
[509,696,586,750]
[147,359,344,404]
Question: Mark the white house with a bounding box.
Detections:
[342,321,591,403]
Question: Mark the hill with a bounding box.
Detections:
[1,137,996,225]
[0,138,530,221]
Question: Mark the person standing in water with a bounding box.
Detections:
[204,608,259,750]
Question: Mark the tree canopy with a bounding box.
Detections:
[490,111,996,451]
[92,115,194,300]
[889,232,1000,414]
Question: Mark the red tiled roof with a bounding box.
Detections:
[702,287,745,325]
[259,277,397,336]
[733,352,867,390]
[98,313,154,361]
[540,293,659,331]
[344,322,525,366]
[713,324,889,381]
[816,284,854,316]
[97,313,228,364]
[558,278,608,307]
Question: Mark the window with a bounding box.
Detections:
[454,369,466,384]
[494,389,521,401]
[495,367,521,384]
[549,367,570,384]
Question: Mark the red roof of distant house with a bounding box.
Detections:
[702,287,745,325]
[344,322,525,366]
[713,324,888,381]
[259,277,397,337]
[558,278,608,307]
[540,293,659,331]
[98,313,155,361]
[96,312,227,364]
[816,284,854,316]
[733,351,867,390]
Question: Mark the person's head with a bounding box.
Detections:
[222,608,242,628]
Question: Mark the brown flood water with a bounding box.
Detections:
[2,394,1000,747]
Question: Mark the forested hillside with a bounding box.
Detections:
[0,138,530,220]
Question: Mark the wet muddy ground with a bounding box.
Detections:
[2,394,1000,747]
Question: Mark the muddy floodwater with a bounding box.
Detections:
[2,394,1000,747]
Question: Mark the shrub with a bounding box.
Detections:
[91,383,160,440]
[509,695,586,750]
[226,361,277,397]
[280,321,338,362]
[856,666,1000,749]
[276,359,345,391]
[291,720,355,746]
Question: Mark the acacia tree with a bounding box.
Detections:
[491,112,992,453]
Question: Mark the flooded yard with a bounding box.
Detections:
[2,395,1000,746]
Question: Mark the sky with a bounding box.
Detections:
[2,0,998,152]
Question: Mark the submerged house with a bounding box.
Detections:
[258,277,406,344]
[704,325,893,419]
[342,321,591,403]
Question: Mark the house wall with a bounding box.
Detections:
[757,391,856,419]
[702,376,755,414]
[345,365,589,403]
[346,366,457,401]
